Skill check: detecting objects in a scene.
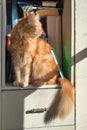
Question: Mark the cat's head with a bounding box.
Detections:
[26,13,43,38]
[17,13,43,38]
[26,13,40,26]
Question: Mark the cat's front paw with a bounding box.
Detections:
[13,81,28,88]
[13,80,20,86]
[19,82,28,88]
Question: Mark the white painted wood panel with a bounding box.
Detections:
[47,16,62,66]
[2,89,74,130]
[75,0,87,130]
[0,92,1,130]
[1,0,6,88]
[24,125,74,130]
[71,0,75,84]
[0,5,1,88]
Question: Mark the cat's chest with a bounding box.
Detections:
[17,53,32,68]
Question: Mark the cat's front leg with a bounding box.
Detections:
[20,64,31,87]
[13,66,21,86]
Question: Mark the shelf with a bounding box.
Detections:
[17,1,63,11]
[2,84,60,91]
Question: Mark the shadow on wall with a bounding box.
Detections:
[71,48,87,65]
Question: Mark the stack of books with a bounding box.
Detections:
[42,1,58,7]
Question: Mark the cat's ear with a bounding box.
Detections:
[26,13,34,24]
[26,12,40,24]
[30,11,40,20]
[36,14,40,20]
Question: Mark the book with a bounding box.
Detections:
[42,1,58,7]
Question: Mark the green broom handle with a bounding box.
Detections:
[51,49,64,79]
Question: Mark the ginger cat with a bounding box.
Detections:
[10,13,74,120]
[11,14,42,87]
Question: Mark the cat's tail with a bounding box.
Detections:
[56,78,74,119]
[44,78,74,123]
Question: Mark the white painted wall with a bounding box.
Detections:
[0,92,1,130]
[0,4,1,88]
[0,4,1,130]
[75,0,87,130]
